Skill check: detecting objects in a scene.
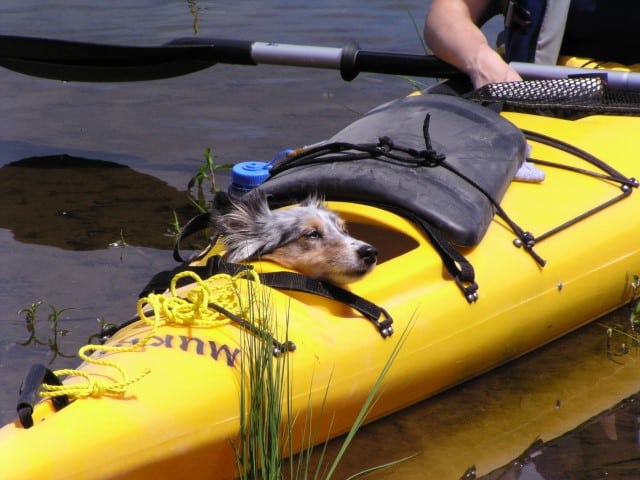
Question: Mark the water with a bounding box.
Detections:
[1,2,639,479]
[0,0,429,420]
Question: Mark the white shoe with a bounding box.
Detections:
[514,144,545,183]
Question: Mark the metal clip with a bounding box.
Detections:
[372,308,394,338]
[455,277,479,303]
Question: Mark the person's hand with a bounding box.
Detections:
[468,48,522,89]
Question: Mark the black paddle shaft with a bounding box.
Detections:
[0,34,458,82]
[170,37,458,81]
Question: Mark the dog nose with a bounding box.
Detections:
[358,244,378,265]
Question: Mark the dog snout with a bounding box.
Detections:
[357,244,378,265]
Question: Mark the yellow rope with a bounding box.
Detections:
[41,269,264,400]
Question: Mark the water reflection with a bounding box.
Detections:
[482,395,640,479]
[471,314,640,480]
[0,155,197,250]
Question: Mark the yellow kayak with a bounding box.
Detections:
[2,81,640,480]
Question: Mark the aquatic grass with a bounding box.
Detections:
[187,0,200,35]
[107,228,130,262]
[107,228,128,249]
[187,147,233,206]
[87,316,118,345]
[405,6,429,54]
[234,279,290,480]
[18,301,45,347]
[628,274,640,330]
[165,209,185,238]
[18,301,75,362]
[165,147,233,245]
[602,323,640,362]
[233,276,413,480]
[597,275,640,362]
[395,75,431,92]
[289,371,336,480]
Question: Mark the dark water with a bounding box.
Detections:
[1,2,639,479]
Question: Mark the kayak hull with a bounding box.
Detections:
[2,105,640,479]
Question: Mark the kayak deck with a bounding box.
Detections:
[2,109,640,479]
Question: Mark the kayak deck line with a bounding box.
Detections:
[20,270,261,427]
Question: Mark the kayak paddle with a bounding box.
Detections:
[2,34,640,89]
[0,35,457,83]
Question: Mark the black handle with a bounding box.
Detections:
[17,364,69,429]
[340,40,459,81]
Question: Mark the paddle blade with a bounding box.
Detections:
[0,35,218,82]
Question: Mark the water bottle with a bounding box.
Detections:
[227,161,272,199]
[227,149,293,199]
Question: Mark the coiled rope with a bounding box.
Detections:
[41,269,263,400]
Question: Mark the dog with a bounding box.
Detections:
[210,190,377,284]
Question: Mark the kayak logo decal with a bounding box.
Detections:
[114,334,242,367]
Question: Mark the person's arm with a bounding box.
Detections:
[424,0,521,88]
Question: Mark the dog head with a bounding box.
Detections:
[212,190,377,284]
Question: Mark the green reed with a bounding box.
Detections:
[233,279,411,479]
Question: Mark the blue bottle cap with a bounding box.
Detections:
[231,161,272,191]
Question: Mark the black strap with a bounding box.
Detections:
[257,271,394,337]
[515,129,639,247]
[382,204,479,303]
[419,220,479,302]
[173,191,242,264]
[172,211,211,263]
[139,256,393,338]
[436,155,547,268]
[523,129,637,186]
[17,364,69,428]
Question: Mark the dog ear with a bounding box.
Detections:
[211,191,233,216]
[218,189,274,262]
[224,239,271,262]
[209,191,234,240]
[300,193,325,209]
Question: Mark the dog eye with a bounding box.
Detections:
[305,229,322,240]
